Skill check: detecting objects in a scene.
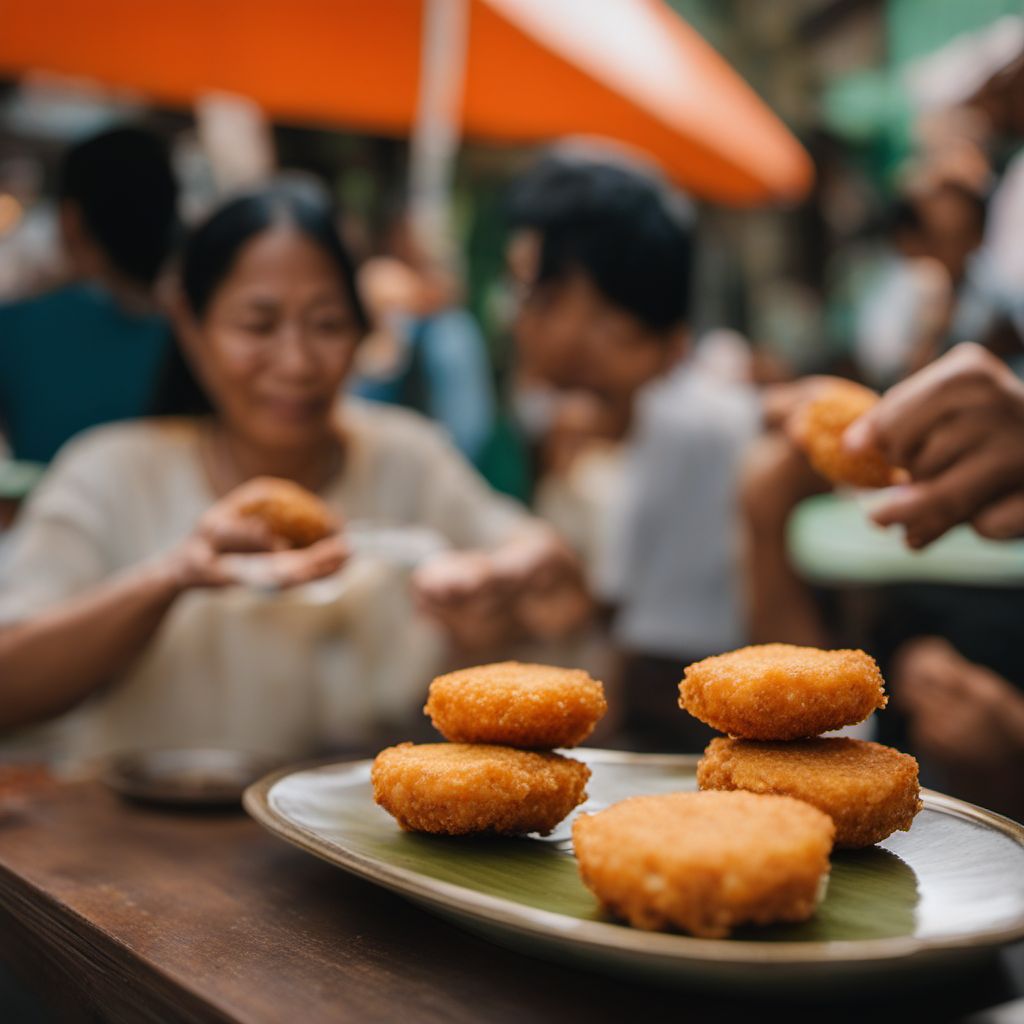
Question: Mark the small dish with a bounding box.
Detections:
[104,747,280,807]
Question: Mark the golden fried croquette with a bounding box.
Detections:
[791,379,900,488]
[572,791,834,938]
[697,737,922,848]
[371,742,590,836]
[679,644,887,741]
[424,662,607,749]
[236,476,337,548]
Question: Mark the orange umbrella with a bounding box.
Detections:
[1,0,812,205]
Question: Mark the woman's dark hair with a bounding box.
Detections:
[58,126,178,287]
[508,155,694,333]
[152,186,369,416]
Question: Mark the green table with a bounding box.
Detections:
[788,493,1024,587]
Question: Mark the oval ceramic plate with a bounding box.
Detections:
[244,749,1024,992]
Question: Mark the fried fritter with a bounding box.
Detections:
[236,476,337,548]
[679,644,887,741]
[697,737,922,848]
[424,661,607,749]
[572,791,834,938]
[371,742,590,836]
[791,379,900,488]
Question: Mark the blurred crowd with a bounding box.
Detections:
[1,20,1023,824]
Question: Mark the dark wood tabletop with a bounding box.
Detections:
[0,775,1020,1024]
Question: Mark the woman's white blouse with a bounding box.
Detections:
[0,400,529,762]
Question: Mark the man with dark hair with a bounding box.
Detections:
[507,149,760,750]
[0,125,179,463]
[507,151,691,430]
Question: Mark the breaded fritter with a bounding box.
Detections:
[697,737,922,848]
[371,742,590,836]
[790,379,900,488]
[572,791,834,938]
[679,644,887,741]
[424,661,607,749]
[236,476,337,548]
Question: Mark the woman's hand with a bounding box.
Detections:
[411,550,519,652]
[169,533,350,591]
[168,483,349,591]
[491,531,593,640]
[411,531,592,652]
[844,343,1024,547]
[0,479,348,732]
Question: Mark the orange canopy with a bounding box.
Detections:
[0,0,813,205]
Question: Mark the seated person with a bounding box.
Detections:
[507,152,761,750]
[0,187,587,763]
[0,126,178,463]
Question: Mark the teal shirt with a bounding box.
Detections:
[0,283,170,462]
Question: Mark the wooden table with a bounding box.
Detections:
[0,778,1021,1024]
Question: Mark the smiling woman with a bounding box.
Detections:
[0,187,588,763]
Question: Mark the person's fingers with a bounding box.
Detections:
[411,559,475,599]
[218,475,288,509]
[285,536,351,583]
[489,530,558,576]
[843,343,1000,466]
[457,583,512,618]
[871,443,1020,548]
[906,412,991,480]
[411,583,462,624]
[415,566,487,603]
[175,536,237,589]
[498,547,580,593]
[203,516,284,554]
[229,535,350,589]
[197,558,240,588]
[299,532,350,573]
[846,379,990,469]
[412,556,509,613]
[418,592,506,626]
[313,536,351,573]
[971,489,1024,540]
[516,587,593,638]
